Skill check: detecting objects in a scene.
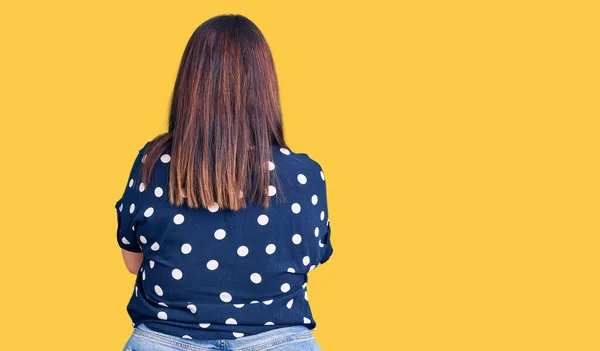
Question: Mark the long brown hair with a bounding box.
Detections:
[141,14,287,211]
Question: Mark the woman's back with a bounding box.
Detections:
[115,141,334,340]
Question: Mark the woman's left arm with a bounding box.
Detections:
[121,249,143,274]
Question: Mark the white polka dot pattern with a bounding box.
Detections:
[173,214,184,224]
[172,269,183,280]
[181,243,192,254]
[265,244,276,254]
[114,143,331,339]
[237,246,249,257]
[297,174,307,184]
[206,260,219,270]
[207,202,219,212]
[257,214,269,225]
[220,292,232,303]
[292,234,302,244]
[214,229,226,240]
[250,273,262,283]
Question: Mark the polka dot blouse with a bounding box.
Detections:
[114,141,334,340]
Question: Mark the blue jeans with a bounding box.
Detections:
[123,323,322,351]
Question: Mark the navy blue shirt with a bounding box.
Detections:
[115,141,334,340]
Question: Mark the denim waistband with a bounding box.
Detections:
[133,323,315,351]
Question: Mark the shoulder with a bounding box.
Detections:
[139,141,151,154]
[127,141,154,179]
[133,141,153,165]
[126,141,151,162]
[273,145,326,183]
[275,144,320,166]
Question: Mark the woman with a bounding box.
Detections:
[115,14,334,351]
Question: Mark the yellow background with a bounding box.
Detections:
[0,1,598,350]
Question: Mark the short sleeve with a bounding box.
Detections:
[319,219,334,264]
[318,165,334,265]
[114,143,148,253]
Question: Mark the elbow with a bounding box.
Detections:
[125,260,142,274]
[121,249,144,275]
